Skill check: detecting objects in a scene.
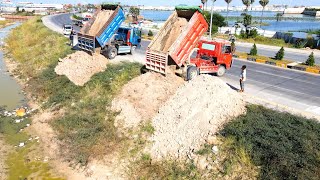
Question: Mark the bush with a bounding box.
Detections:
[305,52,315,66]
[249,43,257,55]
[275,46,285,60]
[222,105,320,179]
[148,30,153,37]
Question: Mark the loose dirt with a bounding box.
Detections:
[149,75,246,159]
[112,72,184,129]
[150,16,188,52]
[88,10,113,36]
[54,51,108,86]
[0,136,8,180]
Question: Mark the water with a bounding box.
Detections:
[0,23,26,110]
[140,10,320,32]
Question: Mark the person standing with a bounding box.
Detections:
[239,65,247,92]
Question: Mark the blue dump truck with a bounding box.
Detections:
[77,4,141,59]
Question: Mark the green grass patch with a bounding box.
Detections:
[237,35,292,48]
[51,62,142,165]
[6,143,64,180]
[5,17,73,78]
[221,104,320,179]
[0,116,31,146]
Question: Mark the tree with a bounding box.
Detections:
[275,47,285,60]
[203,12,226,34]
[201,0,207,11]
[242,0,254,12]
[16,7,20,12]
[129,6,140,21]
[305,52,315,66]
[148,30,153,37]
[225,0,232,26]
[259,0,269,27]
[243,14,252,26]
[250,43,258,55]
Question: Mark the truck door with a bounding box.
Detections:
[221,45,233,68]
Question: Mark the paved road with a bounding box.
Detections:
[43,13,320,117]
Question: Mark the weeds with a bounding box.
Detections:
[222,104,320,179]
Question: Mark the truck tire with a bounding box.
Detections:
[216,65,226,77]
[106,47,117,59]
[187,66,199,81]
[130,46,136,55]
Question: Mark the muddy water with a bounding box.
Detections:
[0,23,26,110]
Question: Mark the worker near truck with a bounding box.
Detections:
[239,65,247,93]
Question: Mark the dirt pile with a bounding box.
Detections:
[150,17,188,52]
[112,72,184,129]
[54,51,108,86]
[81,10,114,36]
[149,75,246,159]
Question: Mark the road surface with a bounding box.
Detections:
[43,13,320,117]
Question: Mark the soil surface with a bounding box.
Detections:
[112,72,184,129]
[54,51,108,86]
[88,10,113,36]
[0,136,8,180]
[149,75,246,159]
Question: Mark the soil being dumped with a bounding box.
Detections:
[149,75,246,159]
[112,72,184,129]
[81,10,114,36]
[150,16,188,52]
[54,51,108,86]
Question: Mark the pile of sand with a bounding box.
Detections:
[149,75,246,160]
[81,10,114,36]
[150,17,188,52]
[112,72,184,129]
[54,51,108,86]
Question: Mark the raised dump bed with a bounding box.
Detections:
[146,6,208,74]
[77,4,125,53]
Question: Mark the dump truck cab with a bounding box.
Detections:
[115,27,141,47]
[187,39,233,79]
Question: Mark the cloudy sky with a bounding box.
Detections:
[10,0,320,6]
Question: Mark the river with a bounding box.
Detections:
[141,10,320,32]
[0,23,26,110]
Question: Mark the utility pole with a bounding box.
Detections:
[209,0,216,39]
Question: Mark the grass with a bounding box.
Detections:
[221,104,320,179]
[0,114,64,179]
[237,35,292,48]
[5,17,73,78]
[0,20,14,28]
[5,16,143,166]
[235,51,294,65]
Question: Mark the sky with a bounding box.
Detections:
[9,0,320,7]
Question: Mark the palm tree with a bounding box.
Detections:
[225,0,232,26]
[259,0,269,27]
[242,0,255,12]
[201,0,207,11]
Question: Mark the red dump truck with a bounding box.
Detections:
[145,6,233,80]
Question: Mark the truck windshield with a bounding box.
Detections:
[201,43,215,51]
[223,46,232,54]
[134,29,141,37]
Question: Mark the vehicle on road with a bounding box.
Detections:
[145,6,233,80]
[77,4,141,59]
[188,38,233,79]
[62,24,73,35]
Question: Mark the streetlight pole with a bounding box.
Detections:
[209,0,216,39]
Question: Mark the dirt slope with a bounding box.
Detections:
[54,51,108,86]
[112,72,184,129]
[149,75,246,159]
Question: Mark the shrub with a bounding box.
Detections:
[148,30,153,37]
[305,52,315,66]
[249,43,257,56]
[275,46,285,60]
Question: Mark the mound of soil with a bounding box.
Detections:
[112,72,184,129]
[149,75,246,159]
[88,10,113,36]
[54,51,108,86]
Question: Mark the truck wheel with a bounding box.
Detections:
[107,47,117,59]
[216,65,226,77]
[130,46,136,55]
[187,66,199,81]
